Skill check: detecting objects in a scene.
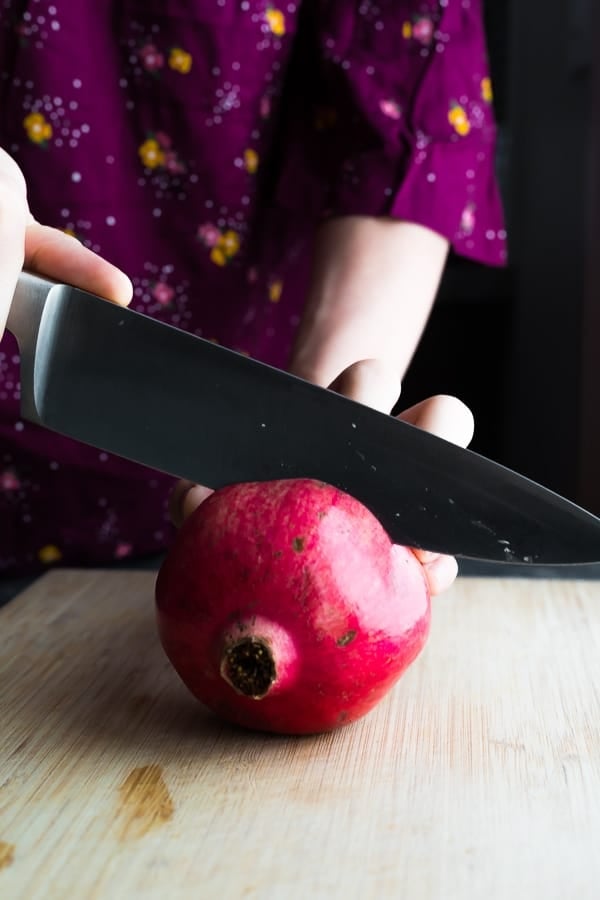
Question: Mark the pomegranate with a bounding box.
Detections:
[155,478,430,735]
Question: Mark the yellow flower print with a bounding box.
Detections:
[266,7,286,36]
[481,76,493,103]
[220,230,240,257]
[244,148,259,174]
[38,544,62,564]
[205,227,241,266]
[138,138,165,168]
[210,246,227,267]
[208,230,241,266]
[23,111,52,145]
[402,21,412,39]
[169,47,192,74]
[268,280,283,303]
[448,102,471,137]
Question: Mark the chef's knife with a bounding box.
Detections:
[6,271,600,565]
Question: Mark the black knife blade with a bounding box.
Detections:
[7,272,600,565]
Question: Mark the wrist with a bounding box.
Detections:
[288,216,449,386]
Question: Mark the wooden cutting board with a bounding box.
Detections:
[2,569,600,899]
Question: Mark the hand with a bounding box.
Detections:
[287,217,473,594]
[329,360,474,596]
[0,148,131,338]
[170,216,470,597]
[169,359,474,597]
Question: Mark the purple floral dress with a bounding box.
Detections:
[0,0,506,576]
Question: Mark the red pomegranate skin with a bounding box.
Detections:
[155,478,430,735]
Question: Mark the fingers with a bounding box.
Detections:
[328,365,475,453]
[328,359,401,414]
[398,395,474,595]
[399,394,473,577]
[0,152,30,335]
[24,221,133,306]
[414,551,459,596]
[398,394,474,449]
[328,365,467,596]
[169,479,214,527]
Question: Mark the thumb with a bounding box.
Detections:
[328,359,401,414]
[0,152,29,335]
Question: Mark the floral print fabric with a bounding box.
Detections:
[0,0,505,575]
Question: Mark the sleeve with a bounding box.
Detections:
[275,0,507,267]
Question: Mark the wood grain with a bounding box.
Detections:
[1,570,600,899]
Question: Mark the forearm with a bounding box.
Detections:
[288,216,449,387]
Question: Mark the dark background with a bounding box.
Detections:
[400,0,600,514]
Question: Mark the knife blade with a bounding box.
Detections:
[6,271,600,565]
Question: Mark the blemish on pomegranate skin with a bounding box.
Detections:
[0,842,15,870]
[116,765,174,840]
[337,630,357,647]
[292,536,305,552]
